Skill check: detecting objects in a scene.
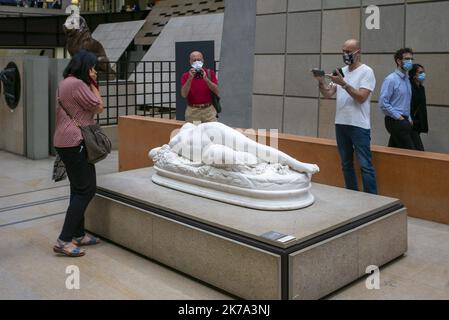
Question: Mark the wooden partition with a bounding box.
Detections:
[118,116,449,225]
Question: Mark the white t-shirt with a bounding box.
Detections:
[335,64,376,130]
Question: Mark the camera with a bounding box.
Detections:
[194,68,203,78]
[311,68,325,77]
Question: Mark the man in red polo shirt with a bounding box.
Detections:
[181,51,219,123]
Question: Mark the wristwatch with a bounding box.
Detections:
[342,83,349,90]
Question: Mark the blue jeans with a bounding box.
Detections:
[335,124,377,194]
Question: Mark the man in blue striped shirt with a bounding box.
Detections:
[379,48,418,150]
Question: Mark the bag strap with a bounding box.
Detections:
[57,88,80,128]
[207,69,217,97]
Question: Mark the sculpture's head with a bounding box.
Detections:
[168,122,197,151]
[63,15,89,36]
[180,122,196,133]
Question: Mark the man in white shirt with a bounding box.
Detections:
[312,39,377,194]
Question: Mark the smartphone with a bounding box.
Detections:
[311,68,325,77]
[88,75,99,89]
[333,68,345,78]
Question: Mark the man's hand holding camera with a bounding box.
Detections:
[311,68,337,99]
[312,72,326,86]
[188,66,210,81]
[189,68,203,79]
[188,67,196,80]
[201,68,210,81]
[311,66,371,105]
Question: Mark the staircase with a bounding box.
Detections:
[134,0,225,47]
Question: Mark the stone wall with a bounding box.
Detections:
[252,0,449,154]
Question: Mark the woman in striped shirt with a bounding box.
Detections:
[53,50,104,257]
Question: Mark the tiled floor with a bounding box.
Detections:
[0,151,230,300]
[328,217,449,299]
[0,150,448,300]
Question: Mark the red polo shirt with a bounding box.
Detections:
[181,68,218,105]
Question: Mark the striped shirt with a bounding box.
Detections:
[53,76,101,148]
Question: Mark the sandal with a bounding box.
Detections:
[53,239,85,257]
[72,234,101,246]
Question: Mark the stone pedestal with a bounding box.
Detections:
[85,167,407,300]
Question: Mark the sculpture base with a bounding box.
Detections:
[152,167,315,210]
[85,167,408,300]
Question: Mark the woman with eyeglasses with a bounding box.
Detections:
[409,64,428,151]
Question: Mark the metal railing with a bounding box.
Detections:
[97,60,219,126]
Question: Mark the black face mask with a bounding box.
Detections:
[343,51,358,65]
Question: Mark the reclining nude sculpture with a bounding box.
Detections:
[149,122,320,210]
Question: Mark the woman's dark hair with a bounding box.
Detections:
[409,63,424,80]
[63,49,97,86]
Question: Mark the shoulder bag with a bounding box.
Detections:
[57,90,111,164]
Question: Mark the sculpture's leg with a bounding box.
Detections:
[244,141,319,174]
[202,144,259,166]
[202,123,319,174]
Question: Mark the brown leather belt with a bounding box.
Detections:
[189,103,211,109]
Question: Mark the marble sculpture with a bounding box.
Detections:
[149,122,320,210]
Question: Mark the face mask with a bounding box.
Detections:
[403,59,413,71]
[192,60,204,69]
[417,73,426,82]
[343,51,358,65]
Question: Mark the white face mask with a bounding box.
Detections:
[191,60,204,69]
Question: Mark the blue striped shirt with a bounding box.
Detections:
[379,69,412,120]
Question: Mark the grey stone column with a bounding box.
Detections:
[218,0,257,129]
[24,56,50,160]
[49,58,70,156]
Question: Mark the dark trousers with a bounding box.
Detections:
[55,143,96,242]
[335,124,378,194]
[385,116,418,150]
[411,130,425,151]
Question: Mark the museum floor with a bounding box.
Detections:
[0,150,448,300]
